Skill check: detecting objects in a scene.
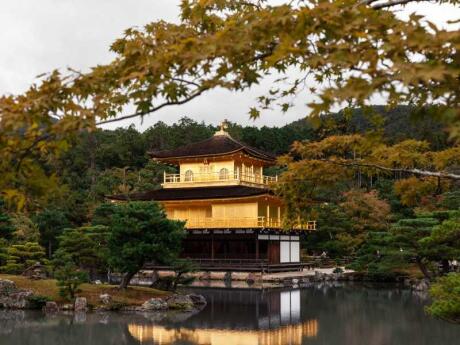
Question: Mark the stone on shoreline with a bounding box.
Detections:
[74,297,87,312]
[99,294,112,305]
[140,298,168,311]
[0,280,17,295]
[0,279,33,309]
[43,301,59,313]
[166,294,195,311]
[413,279,430,291]
[188,293,207,306]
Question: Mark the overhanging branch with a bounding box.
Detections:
[95,88,208,126]
[369,0,429,9]
[318,159,460,180]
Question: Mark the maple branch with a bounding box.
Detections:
[240,1,263,10]
[358,0,380,5]
[95,88,208,126]
[318,159,460,180]
[94,45,277,126]
[368,0,429,9]
[15,133,53,172]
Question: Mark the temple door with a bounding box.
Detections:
[268,241,280,264]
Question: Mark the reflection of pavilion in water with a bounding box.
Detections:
[128,289,318,345]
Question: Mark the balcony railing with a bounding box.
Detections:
[172,216,316,231]
[163,171,277,187]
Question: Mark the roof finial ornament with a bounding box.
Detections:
[214,119,231,137]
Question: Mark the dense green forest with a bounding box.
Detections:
[1,106,459,286]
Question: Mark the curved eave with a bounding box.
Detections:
[106,186,278,203]
[148,134,277,165]
[150,148,276,166]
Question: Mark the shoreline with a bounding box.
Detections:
[1,269,430,314]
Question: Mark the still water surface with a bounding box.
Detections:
[1,284,459,345]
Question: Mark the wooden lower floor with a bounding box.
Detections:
[178,229,304,272]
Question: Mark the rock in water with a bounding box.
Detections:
[74,297,87,312]
[140,298,168,311]
[99,294,112,305]
[414,279,430,291]
[166,294,195,311]
[43,301,59,313]
[0,279,33,309]
[2,290,33,309]
[188,293,207,306]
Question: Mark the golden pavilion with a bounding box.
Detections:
[109,122,316,271]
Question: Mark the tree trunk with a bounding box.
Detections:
[441,259,450,274]
[48,241,52,258]
[119,271,137,289]
[436,176,442,195]
[415,257,432,281]
[88,125,97,188]
[172,272,182,292]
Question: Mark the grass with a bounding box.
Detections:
[0,274,169,306]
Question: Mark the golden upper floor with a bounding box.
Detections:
[150,122,278,189]
[162,161,278,188]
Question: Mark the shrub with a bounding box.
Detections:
[27,295,51,310]
[55,258,88,300]
[333,267,344,274]
[427,273,460,323]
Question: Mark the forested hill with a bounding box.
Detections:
[308,105,448,150]
[141,105,448,156]
[64,105,449,174]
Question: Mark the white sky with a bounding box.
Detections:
[0,1,459,130]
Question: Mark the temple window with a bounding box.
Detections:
[184,169,194,182]
[219,168,229,180]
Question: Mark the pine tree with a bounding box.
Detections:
[1,242,47,274]
[97,201,185,289]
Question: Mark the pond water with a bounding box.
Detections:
[1,283,459,345]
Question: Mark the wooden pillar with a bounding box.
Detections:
[277,206,281,227]
[256,294,259,320]
[211,232,215,260]
[267,204,270,227]
[255,235,259,260]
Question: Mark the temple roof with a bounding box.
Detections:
[149,133,276,164]
[107,185,272,202]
